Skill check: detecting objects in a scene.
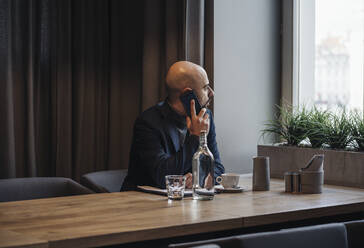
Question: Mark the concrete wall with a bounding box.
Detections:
[214,0,281,173]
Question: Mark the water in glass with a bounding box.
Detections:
[192,131,215,200]
[165,175,186,200]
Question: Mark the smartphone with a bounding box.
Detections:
[179,90,203,117]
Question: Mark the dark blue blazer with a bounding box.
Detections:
[121,101,225,190]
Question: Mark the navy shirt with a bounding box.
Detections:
[121,100,225,190]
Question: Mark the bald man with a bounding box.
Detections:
[121,61,224,190]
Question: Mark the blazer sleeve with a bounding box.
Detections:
[132,118,200,189]
[207,111,225,179]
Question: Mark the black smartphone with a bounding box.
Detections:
[179,90,202,117]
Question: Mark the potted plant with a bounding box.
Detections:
[262,105,309,146]
[259,106,364,188]
[352,112,364,151]
[305,107,330,148]
[325,110,354,150]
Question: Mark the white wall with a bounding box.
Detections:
[214,0,281,173]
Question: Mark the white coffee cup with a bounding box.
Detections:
[216,173,240,189]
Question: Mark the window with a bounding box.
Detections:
[283,0,364,112]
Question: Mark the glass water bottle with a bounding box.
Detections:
[192,130,215,200]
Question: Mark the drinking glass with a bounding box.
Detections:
[165,175,186,200]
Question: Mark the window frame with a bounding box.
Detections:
[282,0,364,111]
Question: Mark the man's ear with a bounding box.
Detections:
[181,87,193,94]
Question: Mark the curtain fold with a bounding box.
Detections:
[71,0,111,180]
[108,0,144,172]
[50,0,72,178]
[185,0,205,66]
[0,0,16,178]
[141,0,186,111]
[0,0,213,181]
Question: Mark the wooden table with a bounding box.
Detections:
[1,174,364,248]
[0,230,48,248]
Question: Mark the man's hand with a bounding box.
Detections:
[185,173,192,189]
[186,100,210,136]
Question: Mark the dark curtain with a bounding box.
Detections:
[0,0,213,181]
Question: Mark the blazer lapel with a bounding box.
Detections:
[157,101,182,153]
[165,123,181,153]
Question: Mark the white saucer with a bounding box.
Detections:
[215,185,245,193]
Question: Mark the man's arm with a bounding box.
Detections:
[207,111,225,179]
[132,118,200,189]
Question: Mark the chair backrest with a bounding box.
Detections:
[169,238,235,248]
[344,220,364,248]
[81,169,128,193]
[169,223,348,248]
[188,245,220,248]
[0,177,93,202]
[238,223,347,248]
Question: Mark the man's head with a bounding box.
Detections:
[166,61,214,110]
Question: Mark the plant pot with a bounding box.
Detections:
[257,145,364,189]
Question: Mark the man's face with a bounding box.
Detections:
[195,80,215,108]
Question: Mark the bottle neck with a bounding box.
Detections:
[199,131,208,147]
